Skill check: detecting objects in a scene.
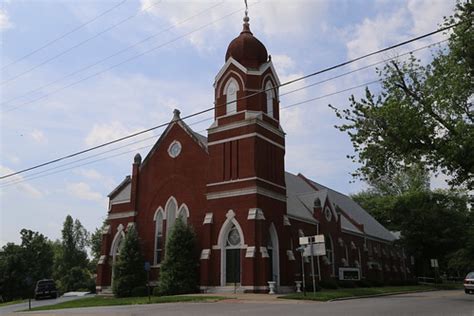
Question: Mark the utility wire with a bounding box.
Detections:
[0,22,456,180]
[1,79,381,188]
[2,3,242,113]
[0,0,128,71]
[0,1,225,107]
[0,0,162,86]
[5,34,443,187]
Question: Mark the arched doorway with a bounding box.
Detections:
[225,225,241,284]
[110,228,125,285]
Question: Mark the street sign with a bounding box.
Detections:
[303,243,326,257]
[299,236,309,245]
[299,235,325,245]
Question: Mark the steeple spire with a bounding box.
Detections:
[242,0,251,34]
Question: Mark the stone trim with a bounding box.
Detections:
[245,246,256,258]
[107,211,136,220]
[207,186,286,202]
[207,176,286,190]
[260,246,269,258]
[283,215,291,226]
[247,208,265,220]
[286,250,295,261]
[200,249,211,260]
[207,132,285,150]
[203,213,213,224]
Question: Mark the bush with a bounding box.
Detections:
[337,280,357,288]
[131,286,148,297]
[356,279,373,287]
[370,279,384,287]
[156,218,199,295]
[152,286,160,296]
[112,227,146,297]
[319,279,339,289]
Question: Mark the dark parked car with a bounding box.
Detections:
[34,279,58,300]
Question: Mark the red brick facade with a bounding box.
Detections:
[96,18,413,294]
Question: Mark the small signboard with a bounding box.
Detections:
[299,236,309,245]
[303,243,326,257]
[299,235,325,245]
[144,261,151,271]
[339,268,360,281]
[430,259,438,268]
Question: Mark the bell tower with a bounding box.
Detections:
[204,12,288,290]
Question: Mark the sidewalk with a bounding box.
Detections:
[187,293,310,304]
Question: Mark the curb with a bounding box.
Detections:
[328,289,439,302]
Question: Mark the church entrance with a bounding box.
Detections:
[225,225,241,284]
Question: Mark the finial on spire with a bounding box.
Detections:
[243,0,249,23]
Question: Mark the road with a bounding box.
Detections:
[0,295,88,315]
[6,290,474,316]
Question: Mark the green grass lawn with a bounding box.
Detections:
[27,295,226,311]
[0,299,27,307]
[279,284,462,301]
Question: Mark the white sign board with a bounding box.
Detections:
[430,259,439,268]
[339,268,361,281]
[299,235,325,245]
[299,236,309,245]
[303,243,326,257]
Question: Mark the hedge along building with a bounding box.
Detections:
[96,14,413,294]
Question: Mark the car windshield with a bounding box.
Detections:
[467,272,474,279]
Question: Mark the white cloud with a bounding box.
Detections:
[0,9,12,32]
[271,54,296,75]
[0,165,43,198]
[66,182,103,202]
[84,121,140,147]
[30,129,47,144]
[74,168,103,180]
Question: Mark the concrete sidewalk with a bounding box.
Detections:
[186,293,308,304]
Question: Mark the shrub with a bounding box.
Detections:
[156,218,199,295]
[112,227,146,297]
[337,280,357,288]
[319,279,339,289]
[152,286,160,296]
[356,279,373,287]
[131,286,148,297]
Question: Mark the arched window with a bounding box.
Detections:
[325,234,335,275]
[225,78,238,115]
[177,204,189,224]
[154,210,164,265]
[165,197,177,235]
[265,81,275,118]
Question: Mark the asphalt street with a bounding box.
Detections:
[5,290,474,316]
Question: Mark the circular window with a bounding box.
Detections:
[325,207,332,222]
[168,141,182,158]
[227,226,241,247]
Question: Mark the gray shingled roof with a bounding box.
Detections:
[285,172,396,242]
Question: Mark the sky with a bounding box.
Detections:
[0,0,456,246]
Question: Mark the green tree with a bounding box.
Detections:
[157,218,199,296]
[330,2,474,189]
[89,220,107,267]
[0,230,54,301]
[54,215,92,292]
[112,226,146,297]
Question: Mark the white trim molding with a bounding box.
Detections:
[203,212,213,224]
[207,186,286,202]
[207,132,285,150]
[107,211,136,220]
[245,246,256,258]
[200,249,211,260]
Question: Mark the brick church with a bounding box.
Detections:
[96,14,412,293]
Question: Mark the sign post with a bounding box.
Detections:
[299,235,325,295]
[144,261,151,303]
[296,246,306,296]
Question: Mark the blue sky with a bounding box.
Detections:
[0,0,456,246]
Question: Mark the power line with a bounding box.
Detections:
[2,3,242,113]
[0,0,162,86]
[0,0,128,71]
[0,1,225,107]
[1,79,381,188]
[2,39,446,187]
[0,23,456,180]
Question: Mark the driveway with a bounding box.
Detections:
[0,294,90,315]
[9,290,474,316]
